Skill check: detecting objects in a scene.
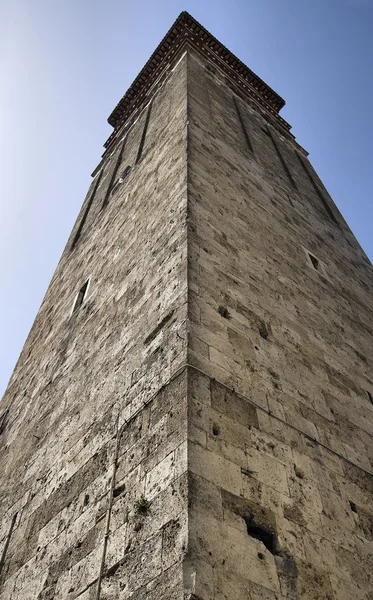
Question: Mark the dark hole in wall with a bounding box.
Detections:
[349,501,358,513]
[73,280,89,314]
[121,165,131,180]
[105,561,121,578]
[113,484,126,498]
[309,254,319,270]
[218,306,230,319]
[258,320,269,340]
[243,516,277,554]
[212,424,220,436]
[367,391,373,406]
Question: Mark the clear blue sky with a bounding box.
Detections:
[0,0,372,398]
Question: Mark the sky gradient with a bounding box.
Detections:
[0,0,372,397]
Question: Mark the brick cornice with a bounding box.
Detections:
[105,12,291,149]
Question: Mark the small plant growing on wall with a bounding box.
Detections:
[134,495,150,515]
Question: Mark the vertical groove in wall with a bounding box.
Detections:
[186,51,191,361]
[0,409,9,435]
[296,151,340,226]
[232,96,254,154]
[71,169,104,249]
[185,52,191,570]
[94,414,120,600]
[135,101,153,164]
[0,512,17,578]
[203,68,212,121]
[102,138,127,209]
[267,126,297,189]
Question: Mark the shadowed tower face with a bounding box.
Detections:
[1,12,373,600]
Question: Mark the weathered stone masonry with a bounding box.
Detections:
[1,11,373,600]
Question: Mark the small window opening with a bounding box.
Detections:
[212,424,220,436]
[368,391,373,406]
[243,516,277,554]
[121,165,131,180]
[72,280,89,314]
[304,247,330,281]
[113,483,126,498]
[218,306,230,319]
[349,501,357,513]
[309,253,319,271]
[258,320,269,340]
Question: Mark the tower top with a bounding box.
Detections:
[106,11,291,149]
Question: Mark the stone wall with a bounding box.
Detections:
[0,54,188,600]
[1,41,373,600]
[186,49,373,600]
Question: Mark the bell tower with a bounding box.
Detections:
[1,12,372,600]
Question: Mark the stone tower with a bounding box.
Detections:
[0,11,372,600]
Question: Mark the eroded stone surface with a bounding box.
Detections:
[0,53,188,599]
[185,47,373,599]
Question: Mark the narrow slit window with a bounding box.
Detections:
[368,391,373,406]
[72,280,89,314]
[309,253,319,271]
[349,501,358,513]
[303,247,330,281]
